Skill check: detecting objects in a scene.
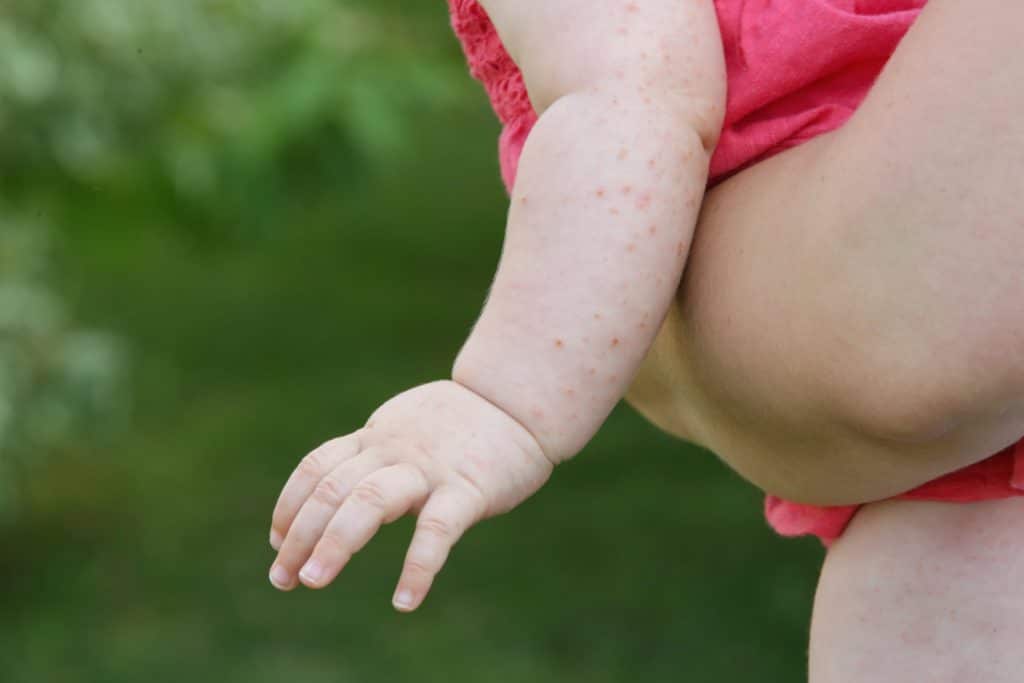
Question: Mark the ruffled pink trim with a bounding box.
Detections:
[448,0,538,191]
[763,496,858,548]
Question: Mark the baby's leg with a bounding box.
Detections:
[809,498,1024,682]
[630,0,1024,504]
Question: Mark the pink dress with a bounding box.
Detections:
[448,0,1024,545]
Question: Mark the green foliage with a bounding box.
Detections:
[0,0,469,511]
[1,0,468,233]
[0,220,124,512]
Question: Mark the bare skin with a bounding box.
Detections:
[629,0,1024,505]
[810,498,1024,682]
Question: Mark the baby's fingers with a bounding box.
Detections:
[298,463,430,589]
[392,485,485,613]
[271,433,362,550]
[270,447,389,590]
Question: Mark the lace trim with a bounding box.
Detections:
[448,0,535,126]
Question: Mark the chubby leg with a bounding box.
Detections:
[809,498,1024,683]
[629,0,1024,504]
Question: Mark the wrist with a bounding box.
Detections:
[444,375,556,469]
[451,355,589,466]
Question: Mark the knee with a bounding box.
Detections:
[832,333,1024,446]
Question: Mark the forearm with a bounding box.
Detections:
[454,88,712,463]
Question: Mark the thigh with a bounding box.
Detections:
[809,498,1024,683]
[629,0,1024,504]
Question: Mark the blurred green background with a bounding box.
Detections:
[0,1,823,681]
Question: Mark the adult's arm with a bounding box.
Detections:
[627,0,1024,505]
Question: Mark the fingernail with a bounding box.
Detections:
[393,589,415,611]
[269,529,283,551]
[299,560,323,586]
[269,564,291,590]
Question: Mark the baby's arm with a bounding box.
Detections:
[268,0,725,609]
[456,0,725,463]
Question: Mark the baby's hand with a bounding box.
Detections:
[268,380,552,611]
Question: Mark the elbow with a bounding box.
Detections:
[522,58,726,155]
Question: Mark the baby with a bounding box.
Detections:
[269,0,726,610]
[268,0,1024,628]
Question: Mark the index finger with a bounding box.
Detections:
[270,433,362,549]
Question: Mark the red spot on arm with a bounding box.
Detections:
[610,338,621,348]
[635,193,652,210]
[648,224,658,236]
[554,339,565,349]
[622,185,633,195]
[595,188,607,199]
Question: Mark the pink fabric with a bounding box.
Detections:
[448,0,1024,545]
[766,443,1024,547]
[448,0,537,191]
[448,0,927,187]
[709,0,926,181]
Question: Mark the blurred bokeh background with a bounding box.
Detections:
[0,1,823,681]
